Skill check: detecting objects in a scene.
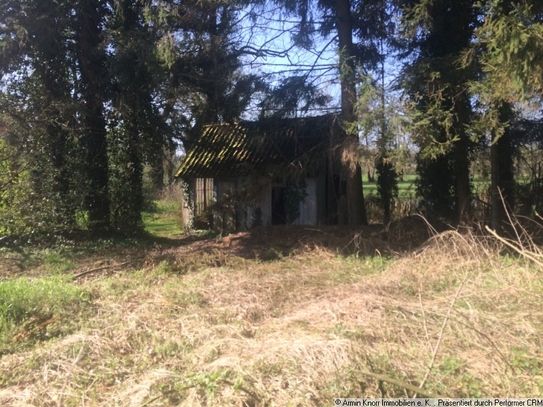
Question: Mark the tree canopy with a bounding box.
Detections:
[1,0,543,238]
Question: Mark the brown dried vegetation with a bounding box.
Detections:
[0,222,542,406]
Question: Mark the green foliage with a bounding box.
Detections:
[259,76,331,119]
[0,276,88,324]
[437,356,483,397]
[355,74,400,223]
[401,67,462,159]
[511,347,542,376]
[0,138,32,236]
[0,0,267,238]
[108,130,144,235]
[0,0,101,236]
[400,0,478,221]
[154,369,234,403]
[142,200,183,237]
[473,0,543,103]
[43,252,75,273]
[0,111,85,238]
[415,154,458,219]
[0,275,91,352]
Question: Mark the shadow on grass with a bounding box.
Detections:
[0,216,440,277]
[152,217,438,265]
[0,229,217,276]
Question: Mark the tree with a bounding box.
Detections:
[336,0,369,225]
[490,103,516,232]
[106,0,170,233]
[474,0,543,103]
[258,0,391,225]
[356,73,401,224]
[1,0,175,236]
[156,1,264,150]
[0,0,85,234]
[468,0,543,230]
[399,0,479,222]
[355,0,400,224]
[74,0,112,234]
[259,76,331,119]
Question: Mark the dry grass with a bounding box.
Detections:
[0,225,542,406]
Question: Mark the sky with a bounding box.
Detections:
[235,3,406,123]
[236,4,344,118]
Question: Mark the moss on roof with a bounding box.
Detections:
[176,114,343,179]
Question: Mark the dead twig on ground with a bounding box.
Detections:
[358,370,441,398]
[72,262,131,280]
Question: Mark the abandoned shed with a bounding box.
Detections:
[175,114,349,231]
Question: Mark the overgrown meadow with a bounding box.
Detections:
[0,198,542,406]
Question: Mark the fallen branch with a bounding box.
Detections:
[358,370,441,398]
[72,262,131,280]
[141,395,162,407]
[485,226,543,268]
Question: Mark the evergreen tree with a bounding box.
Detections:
[469,0,543,230]
[0,0,84,234]
[74,0,111,234]
[155,1,264,150]
[399,0,479,222]
[107,0,169,233]
[474,0,543,102]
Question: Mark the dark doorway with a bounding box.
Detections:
[272,186,286,225]
[194,178,214,229]
[325,173,341,224]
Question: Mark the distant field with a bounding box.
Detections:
[363,174,417,199]
[364,175,494,199]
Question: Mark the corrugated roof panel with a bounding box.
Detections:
[176,114,343,179]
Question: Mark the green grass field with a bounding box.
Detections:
[142,200,183,237]
[363,174,417,199]
[364,174,492,200]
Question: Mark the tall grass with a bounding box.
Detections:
[0,275,91,353]
[0,220,542,404]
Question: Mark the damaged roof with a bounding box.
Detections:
[176,114,343,179]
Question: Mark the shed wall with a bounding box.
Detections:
[187,174,327,232]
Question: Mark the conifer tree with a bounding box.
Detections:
[399,0,479,222]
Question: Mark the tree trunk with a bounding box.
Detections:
[490,135,501,232]
[76,0,110,234]
[150,154,165,194]
[116,124,144,233]
[455,135,471,222]
[491,102,515,234]
[454,94,472,223]
[336,0,368,226]
[39,65,76,228]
